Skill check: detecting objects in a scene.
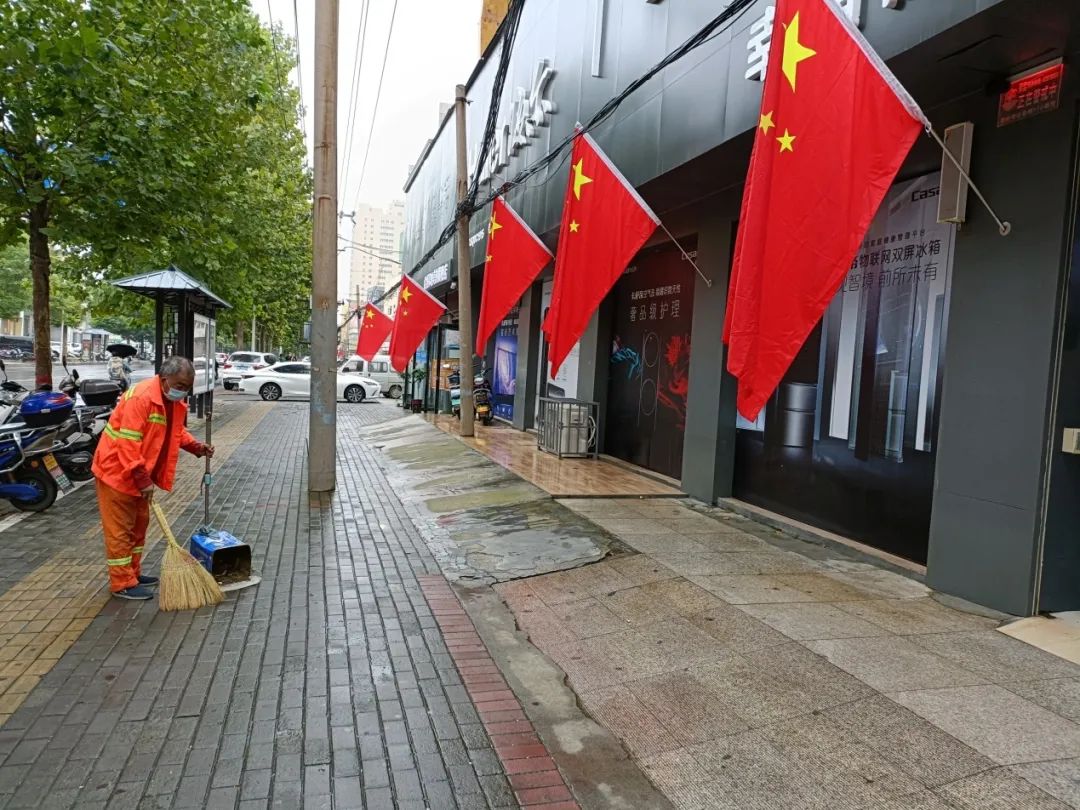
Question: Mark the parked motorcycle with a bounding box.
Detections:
[54,362,121,481]
[0,361,77,512]
[474,375,494,426]
[449,372,494,426]
[0,423,62,512]
[0,360,119,483]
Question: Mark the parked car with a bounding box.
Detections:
[221,351,277,390]
[339,354,401,398]
[237,362,380,403]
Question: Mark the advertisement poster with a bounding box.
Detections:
[192,314,215,395]
[606,240,696,479]
[733,172,956,563]
[492,307,519,421]
[535,279,580,420]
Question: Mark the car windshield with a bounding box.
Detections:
[230,353,259,363]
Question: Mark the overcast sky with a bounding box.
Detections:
[254,0,483,294]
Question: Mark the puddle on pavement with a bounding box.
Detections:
[443,499,614,581]
[364,416,616,582]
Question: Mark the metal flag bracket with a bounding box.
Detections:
[927,126,1012,237]
[658,220,714,287]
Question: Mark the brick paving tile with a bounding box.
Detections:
[418,578,578,810]
[0,400,571,808]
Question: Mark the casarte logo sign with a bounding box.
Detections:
[468,59,558,188]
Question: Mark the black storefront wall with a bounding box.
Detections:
[402,0,1080,614]
[732,172,957,564]
[605,240,696,480]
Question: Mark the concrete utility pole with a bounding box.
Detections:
[309,0,339,492]
[454,84,475,437]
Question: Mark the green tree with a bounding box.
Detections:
[0,0,309,384]
[0,242,30,320]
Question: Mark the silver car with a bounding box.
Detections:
[222,351,277,390]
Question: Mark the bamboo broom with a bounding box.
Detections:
[152,500,223,611]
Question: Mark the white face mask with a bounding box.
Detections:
[164,386,187,402]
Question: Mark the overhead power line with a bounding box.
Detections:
[338,237,403,265]
[353,0,399,204]
[339,0,371,198]
[292,0,307,142]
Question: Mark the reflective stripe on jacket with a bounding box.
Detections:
[91,378,200,496]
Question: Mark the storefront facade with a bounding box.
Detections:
[402,0,1080,616]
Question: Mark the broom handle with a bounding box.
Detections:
[203,410,212,526]
[151,500,178,546]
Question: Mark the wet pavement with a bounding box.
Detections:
[362,420,616,585]
[2,395,1080,809]
[0,398,594,809]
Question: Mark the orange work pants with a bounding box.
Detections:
[97,481,149,592]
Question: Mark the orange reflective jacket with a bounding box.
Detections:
[92,378,201,497]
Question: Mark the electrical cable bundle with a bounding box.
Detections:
[371,0,758,312]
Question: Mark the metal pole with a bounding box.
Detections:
[454,84,475,437]
[309,0,339,493]
[154,295,164,375]
[250,313,256,352]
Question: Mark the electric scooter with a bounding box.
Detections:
[473,375,494,426]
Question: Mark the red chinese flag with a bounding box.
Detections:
[387,275,446,373]
[475,197,552,356]
[355,303,393,362]
[723,0,927,420]
[543,132,659,376]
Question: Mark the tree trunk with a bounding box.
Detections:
[235,320,245,349]
[28,199,52,388]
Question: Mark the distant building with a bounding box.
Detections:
[479,0,509,52]
[348,201,404,310]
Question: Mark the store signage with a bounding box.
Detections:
[423,263,449,290]
[997,61,1064,128]
[470,59,557,186]
[747,0,899,81]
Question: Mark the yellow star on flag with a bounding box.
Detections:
[777,129,796,152]
[782,12,816,93]
[759,111,775,134]
[488,212,502,237]
[486,254,493,262]
[569,220,580,233]
[365,309,374,320]
[571,159,593,200]
[401,286,413,303]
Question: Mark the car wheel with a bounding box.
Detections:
[223,381,235,391]
[260,382,282,401]
[387,384,403,399]
[344,385,365,404]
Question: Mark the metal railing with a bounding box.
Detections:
[537,397,599,459]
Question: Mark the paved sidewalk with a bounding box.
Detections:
[496,498,1080,809]
[6,399,1080,809]
[0,399,548,809]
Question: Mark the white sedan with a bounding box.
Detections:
[238,362,381,403]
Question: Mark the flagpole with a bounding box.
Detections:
[926,127,1012,237]
[657,220,713,288]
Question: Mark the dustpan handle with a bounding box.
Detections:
[151,500,178,546]
[203,410,212,526]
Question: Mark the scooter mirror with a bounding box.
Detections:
[72,369,79,382]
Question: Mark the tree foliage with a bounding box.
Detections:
[0,242,30,319]
[0,0,311,380]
